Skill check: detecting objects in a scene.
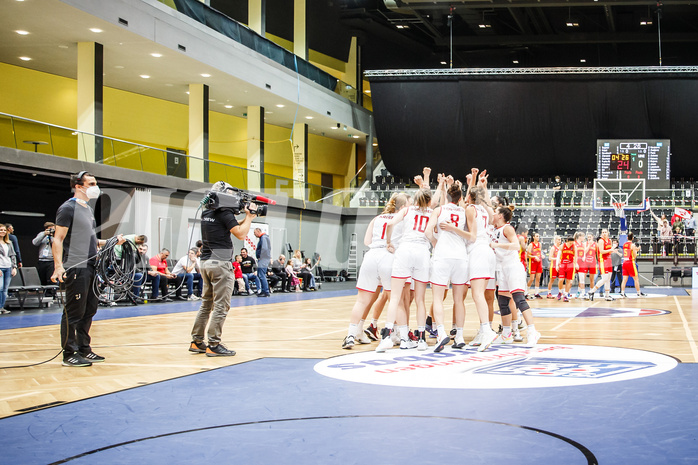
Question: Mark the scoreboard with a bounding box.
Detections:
[597,140,671,189]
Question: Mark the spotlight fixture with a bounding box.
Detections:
[395,24,410,29]
[566,8,580,27]
[140,74,150,79]
[200,73,211,77]
[89,28,103,33]
[19,56,31,61]
[151,53,162,58]
[15,30,29,35]
[640,17,653,25]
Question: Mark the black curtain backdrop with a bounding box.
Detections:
[369,73,698,182]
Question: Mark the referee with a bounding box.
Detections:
[51,171,124,367]
[189,182,257,357]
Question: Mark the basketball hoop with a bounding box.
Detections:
[613,201,626,218]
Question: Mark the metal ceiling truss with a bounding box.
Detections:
[365,66,698,76]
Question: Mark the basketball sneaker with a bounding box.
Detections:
[563,295,569,302]
[390,329,401,346]
[467,329,483,347]
[434,336,451,353]
[621,293,627,298]
[527,329,541,347]
[408,330,419,341]
[534,294,542,299]
[557,292,562,300]
[364,324,379,341]
[355,332,371,344]
[493,331,514,344]
[477,329,497,352]
[452,335,466,349]
[376,328,393,353]
[342,335,355,349]
[400,338,418,350]
[605,294,615,301]
[417,331,428,351]
[513,329,523,342]
[588,290,595,301]
[638,292,647,297]
[546,293,555,299]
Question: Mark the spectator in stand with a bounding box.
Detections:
[272,254,290,292]
[149,248,176,301]
[684,215,697,237]
[285,260,302,292]
[172,248,201,301]
[32,222,56,286]
[303,256,320,291]
[239,248,260,295]
[291,249,313,291]
[552,176,562,208]
[133,243,160,300]
[232,254,247,295]
[5,223,22,268]
[254,227,271,297]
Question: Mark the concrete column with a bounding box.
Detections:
[247,106,264,191]
[77,42,103,163]
[294,0,307,60]
[249,0,266,36]
[188,84,209,183]
[292,123,308,200]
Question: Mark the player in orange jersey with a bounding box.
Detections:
[546,235,561,298]
[556,236,578,302]
[526,233,543,298]
[588,229,617,301]
[620,232,647,298]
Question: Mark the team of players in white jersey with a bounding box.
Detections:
[343,167,541,353]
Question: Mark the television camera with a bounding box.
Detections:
[201,182,276,217]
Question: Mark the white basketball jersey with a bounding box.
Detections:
[433,203,467,259]
[492,224,518,264]
[465,204,491,252]
[369,213,403,249]
[400,206,433,246]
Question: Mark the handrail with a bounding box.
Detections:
[0,112,334,199]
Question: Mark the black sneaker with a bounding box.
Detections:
[62,353,92,367]
[80,351,105,362]
[206,343,236,357]
[189,340,206,353]
[434,336,451,353]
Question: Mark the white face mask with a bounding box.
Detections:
[84,185,101,199]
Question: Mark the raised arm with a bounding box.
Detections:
[425,207,441,247]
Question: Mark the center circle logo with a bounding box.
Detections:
[314,345,677,389]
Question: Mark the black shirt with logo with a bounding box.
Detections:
[200,208,239,261]
[240,255,257,273]
[55,199,98,269]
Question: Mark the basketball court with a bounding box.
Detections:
[1,282,696,464]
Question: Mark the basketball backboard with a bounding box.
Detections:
[593,179,646,210]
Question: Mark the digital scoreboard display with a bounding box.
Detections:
[597,140,671,189]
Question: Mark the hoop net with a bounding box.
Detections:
[612,201,626,218]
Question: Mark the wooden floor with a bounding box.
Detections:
[1,288,697,419]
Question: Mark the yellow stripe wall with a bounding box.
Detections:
[0,62,355,188]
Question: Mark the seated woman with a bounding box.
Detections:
[303,256,320,290]
[291,250,313,291]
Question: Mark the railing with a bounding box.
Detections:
[161,0,359,104]
[0,112,337,204]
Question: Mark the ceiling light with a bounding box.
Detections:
[15,30,29,35]
[580,59,587,63]
[19,56,31,61]
[373,143,378,146]
[115,65,124,69]
[151,53,162,58]
[265,111,273,114]
[89,28,103,33]
[352,135,360,139]
[140,74,150,79]
[331,125,338,130]
[640,17,653,26]
[276,104,285,108]
[478,22,492,29]
[513,60,519,64]
[395,24,410,29]
[365,90,371,94]
[200,73,211,77]
[225,105,233,109]
[185,91,190,94]
[305,116,313,119]
[565,8,580,27]
[440,61,447,65]
[58,45,69,49]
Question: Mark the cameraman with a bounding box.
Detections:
[189,182,257,357]
[33,222,56,286]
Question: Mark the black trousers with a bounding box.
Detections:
[274,271,289,291]
[60,265,99,357]
[36,260,55,286]
[610,265,622,292]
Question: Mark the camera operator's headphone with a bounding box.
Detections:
[76,170,88,185]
